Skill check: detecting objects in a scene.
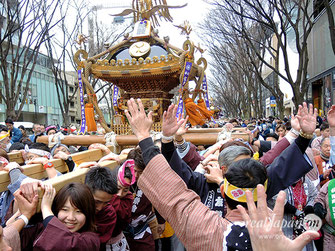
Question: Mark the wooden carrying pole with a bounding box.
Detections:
[3,148,127,211]
[186,127,247,133]
[3,148,123,193]
[8,146,117,164]
[37,132,250,146]
[36,155,126,212]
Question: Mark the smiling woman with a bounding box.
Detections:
[51,183,96,233]
[19,183,100,251]
[57,199,86,232]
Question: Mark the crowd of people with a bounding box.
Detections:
[0,120,108,151]
[0,100,333,251]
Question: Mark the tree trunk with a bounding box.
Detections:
[5,102,16,120]
[246,91,252,118]
[276,98,285,118]
[258,82,263,118]
[62,111,70,126]
[292,91,305,112]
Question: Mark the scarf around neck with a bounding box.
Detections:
[321,151,330,162]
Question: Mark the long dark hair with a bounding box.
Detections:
[52,182,96,232]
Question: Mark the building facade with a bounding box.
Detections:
[0,52,64,125]
[0,0,64,125]
[63,71,82,126]
[307,1,335,117]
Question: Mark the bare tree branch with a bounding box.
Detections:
[202,0,314,116]
[0,0,61,120]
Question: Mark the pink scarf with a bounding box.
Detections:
[118,159,136,186]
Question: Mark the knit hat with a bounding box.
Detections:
[46,125,57,134]
[50,143,70,156]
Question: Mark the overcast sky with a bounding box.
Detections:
[89,0,212,61]
[86,0,214,94]
[64,0,295,106]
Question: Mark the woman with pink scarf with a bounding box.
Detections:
[105,160,135,251]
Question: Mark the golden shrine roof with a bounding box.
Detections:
[91,52,181,81]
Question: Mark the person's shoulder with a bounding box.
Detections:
[313,136,322,142]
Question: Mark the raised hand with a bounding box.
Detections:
[14,189,38,219]
[296,102,317,134]
[41,184,56,219]
[162,104,187,137]
[175,115,189,136]
[328,105,335,136]
[125,98,153,142]
[290,114,301,132]
[328,105,335,128]
[237,185,319,251]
